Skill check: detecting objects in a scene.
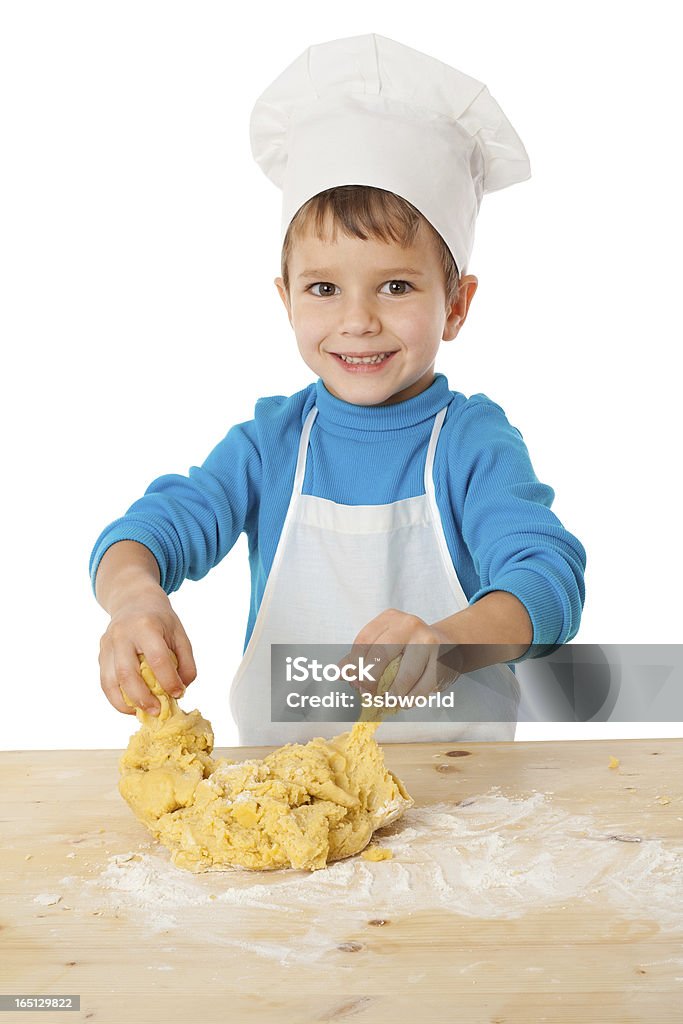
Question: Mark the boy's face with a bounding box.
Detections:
[274,216,477,406]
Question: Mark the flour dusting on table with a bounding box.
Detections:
[78,788,683,961]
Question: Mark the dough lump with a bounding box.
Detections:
[119,653,414,872]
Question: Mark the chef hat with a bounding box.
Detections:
[249,33,531,277]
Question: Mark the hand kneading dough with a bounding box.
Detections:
[118,653,414,873]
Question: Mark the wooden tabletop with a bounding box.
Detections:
[1,736,682,1023]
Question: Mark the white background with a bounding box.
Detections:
[1,1,680,750]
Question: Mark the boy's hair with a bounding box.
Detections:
[281,185,460,311]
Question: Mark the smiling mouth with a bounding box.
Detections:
[331,351,397,365]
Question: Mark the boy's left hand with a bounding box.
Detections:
[338,608,461,700]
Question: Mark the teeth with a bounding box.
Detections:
[339,352,391,364]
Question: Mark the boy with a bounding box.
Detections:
[90,34,586,745]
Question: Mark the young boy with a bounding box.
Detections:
[90,34,586,746]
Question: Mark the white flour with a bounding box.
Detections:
[75,789,682,962]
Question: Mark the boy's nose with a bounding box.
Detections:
[338,298,381,332]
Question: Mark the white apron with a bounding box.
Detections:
[229,403,520,746]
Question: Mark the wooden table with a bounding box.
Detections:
[2,737,682,1023]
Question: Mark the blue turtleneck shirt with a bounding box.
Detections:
[89,373,586,653]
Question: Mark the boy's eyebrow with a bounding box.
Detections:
[297,266,425,279]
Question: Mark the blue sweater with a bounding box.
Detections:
[89,373,586,653]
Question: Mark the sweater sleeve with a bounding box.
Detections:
[453,397,586,650]
[88,419,261,597]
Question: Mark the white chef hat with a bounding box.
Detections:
[249,33,531,277]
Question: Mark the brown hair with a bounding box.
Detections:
[281,185,460,310]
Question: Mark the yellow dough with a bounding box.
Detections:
[361,846,393,861]
[118,653,414,873]
[357,654,403,722]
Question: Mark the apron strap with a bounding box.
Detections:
[424,404,471,607]
[423,405,449,497]
[293,406,318,497]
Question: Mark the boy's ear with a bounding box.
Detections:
[274,277,292,325]
[443,314,462,342]
[443,275,477,341]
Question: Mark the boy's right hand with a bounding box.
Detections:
[98,584,197,716]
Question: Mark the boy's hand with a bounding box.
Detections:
[338,608,462,701]
[98,583,197,716]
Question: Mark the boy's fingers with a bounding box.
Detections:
[172,629,197,688]
[98,618,194,715]
[113,644,161,714]
[99,644,138,715]
[137,638,185,699]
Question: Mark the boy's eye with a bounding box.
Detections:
[306,280,414,297]
[381,280,413,295]
[308,282,338,297]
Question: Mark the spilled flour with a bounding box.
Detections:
[74,789,683,962]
